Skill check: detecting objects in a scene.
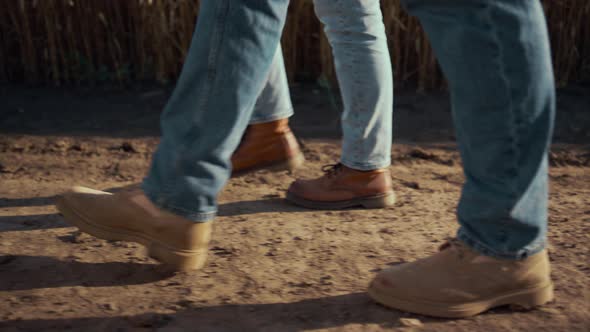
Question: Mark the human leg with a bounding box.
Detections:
[369,0,555,317]
[249,46,294,125]
[57,0,291,270]
[314,0,394,171]
[231,46,304,176]
[286,0,395,209]
[406,0,555,259]
[141,0,291,220]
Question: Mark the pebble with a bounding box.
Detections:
[399,318,423,327]
[102,303,117,311]
[538,307,561,315]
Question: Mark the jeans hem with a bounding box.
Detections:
[249,108,294,124]
[457,228,546,261]
[341,158,391,171]
[141,182,217,223]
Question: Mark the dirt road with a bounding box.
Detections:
[0,85,589,331]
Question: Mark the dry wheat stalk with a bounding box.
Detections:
[0,0,587,88]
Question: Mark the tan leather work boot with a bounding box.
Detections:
[231,118,304,176]
[286,163,395,209]
[56,186,212,271]
[368,239,554,318]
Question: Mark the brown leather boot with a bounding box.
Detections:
[286,163,395,209]
[56,186,212,271]
[368,239,554,318]
[231,118,304,176]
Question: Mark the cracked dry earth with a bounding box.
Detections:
[0,135,588,332]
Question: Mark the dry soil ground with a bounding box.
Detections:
[0,84,589,331]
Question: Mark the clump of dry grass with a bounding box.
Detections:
[0,0,588,88]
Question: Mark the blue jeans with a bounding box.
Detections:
[402,0,555,259]
[250,0,394,171]
[249,46,294,124]
[142,0,291,221]
[143,0,555,260]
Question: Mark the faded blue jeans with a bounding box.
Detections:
[142,0,291,221]
[250,0,394,171]
[402,0,555,259]
[249,46,294,125]
[143,0,555,260]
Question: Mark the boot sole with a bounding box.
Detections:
[286,191,396,210]
[368,281,554,318]
[55,197,208,271]
[231,152,305,177]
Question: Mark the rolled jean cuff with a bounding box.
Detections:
[340,157,391,171]
[457,227,546,261]
[141,182,216,222]
[249,108,294,124]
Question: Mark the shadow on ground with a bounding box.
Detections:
[0,214,65,232]
[0,292,425,331]
[0,195,57,208]
[0,255,172,291]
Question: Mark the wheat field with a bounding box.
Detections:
[1,0,588,89]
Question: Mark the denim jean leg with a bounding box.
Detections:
[314,0,394,171]
[249,46,295,124]
[142,0,290,221]
[402,0,555,259]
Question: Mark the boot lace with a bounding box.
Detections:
[439,237,467,259]
[321,163,344,178]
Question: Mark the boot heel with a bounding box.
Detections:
[361,193,396,209]
[510,283,555,309]
[285,153,305,171]
[147,244,208,272]
[268,153,305,172]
